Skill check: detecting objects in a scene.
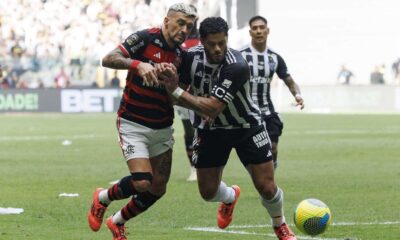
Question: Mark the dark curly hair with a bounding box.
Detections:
[199,17,229,38]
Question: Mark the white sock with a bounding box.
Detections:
[261,187,285,227]
[99,189,111,206]
[112,211,127,225]
[209,181,235,204]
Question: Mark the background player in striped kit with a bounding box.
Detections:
[87,3,197,240]
[240,16,304,169]
[158,17,297,240]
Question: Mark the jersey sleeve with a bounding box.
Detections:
[119,30,148,58]
[276,54,291,79]
[211,61,250,104]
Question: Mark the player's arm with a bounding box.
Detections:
[161,62,247,119]
[276,54,305,109]
[158,64,224,118]
[102,32,159,86]
[175,92,225,119]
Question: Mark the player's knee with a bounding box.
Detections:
[199,186,218,201]
[254,176,276,199]
[131,172,153,192]
[258,181,277,199]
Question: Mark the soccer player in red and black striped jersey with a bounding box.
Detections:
[87,3,197,239]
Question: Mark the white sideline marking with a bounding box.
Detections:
[185,227,347,240]
[58,193,79,197]
[185,221,400,240]
[0,207,24,215]
[0,134,97,141]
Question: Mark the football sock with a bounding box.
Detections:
[107,175,138,201]
[98,189,111,206]
[112,211,126,225]
[261,187,285,227]
[209,181,235,204]
[119,191,161,223]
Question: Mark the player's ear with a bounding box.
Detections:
[164,17,169,28]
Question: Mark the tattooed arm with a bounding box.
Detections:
[102,48,132,70]
[102,47,159,86]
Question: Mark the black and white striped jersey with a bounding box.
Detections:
[240,44,291,116]
[179,45,262,130]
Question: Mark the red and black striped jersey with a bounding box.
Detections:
[118,28,184,129]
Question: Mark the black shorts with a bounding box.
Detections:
[263,113,284,143]
[192,125,273,168]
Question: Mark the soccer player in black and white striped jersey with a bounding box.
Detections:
[158,17,297,240]
[240,16,305,169]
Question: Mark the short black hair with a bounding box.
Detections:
[199,17,229,38]
[248,16,267,26]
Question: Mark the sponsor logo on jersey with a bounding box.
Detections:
[154,38,163,47]
[126,34,140,45]
[153,52,161,59]
[252,130,269,148]
[250,76,268,83]
[130,41,145,53]
[195,71,203,77]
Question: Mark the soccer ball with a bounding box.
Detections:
[293,198,332,236]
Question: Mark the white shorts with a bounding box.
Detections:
[117,117,175,161]
[174,105,191,120]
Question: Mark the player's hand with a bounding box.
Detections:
[295,94,305,110]
[156,63,179,93]
[136,62,159,87]
[155,63,177,81]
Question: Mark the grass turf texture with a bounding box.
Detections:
[0,113,399,239]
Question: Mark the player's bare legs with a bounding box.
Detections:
[148,149,172,196]
[196,167,241,229]
[103,150,172,239]
[271,141,279,169]
[247,161,296,240]
[111,150,172,222]
[196,167,223,200]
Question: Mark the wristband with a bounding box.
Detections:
[130,60,141,70]
[172,87,184,99]
[295,93,302,98]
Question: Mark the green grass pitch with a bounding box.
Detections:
[0,113,399,239]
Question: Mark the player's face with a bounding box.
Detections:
[249,19,269,44]
[201,32,227,64]
[164,12,195,46]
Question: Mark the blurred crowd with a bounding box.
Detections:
[337,59,400,86]
[0,0,217,89]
